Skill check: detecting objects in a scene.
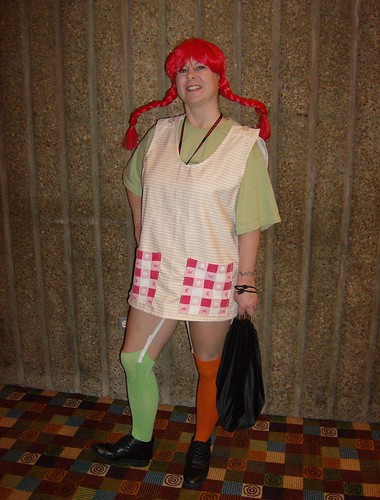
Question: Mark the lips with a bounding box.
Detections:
[187,85,202,91]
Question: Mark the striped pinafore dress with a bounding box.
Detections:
[128,114,260,323]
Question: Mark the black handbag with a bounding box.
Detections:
[216,316,265,432]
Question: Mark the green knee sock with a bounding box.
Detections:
[120,351,158,442]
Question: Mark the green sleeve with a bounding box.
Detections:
[236,141,281,234]
[122,127,155,196]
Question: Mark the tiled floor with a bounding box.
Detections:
[0,385,379,499]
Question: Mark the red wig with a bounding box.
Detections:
[123,38,270,149]
[165,38,226,81]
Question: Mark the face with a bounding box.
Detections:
[175,59,220,108]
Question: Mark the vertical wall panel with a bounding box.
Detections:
[292,0,320,415]
[301,0,352,418]
[166,0,198,59]
[354,0,379,422]
[335,0,379,421]
[268,0,311,415]
[52,1,80,393]
[369,240,380,421]
[329,0,360,419]
[26,1,54,388]
[0,0,379,422]
[8,2,47,388]
[29,0,72,391]
[0,6,24,385]
[61,1,103,395]
[87,0,109,396]
[241,0,273,123]
[0,110,21,384]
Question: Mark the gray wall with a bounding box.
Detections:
[0,0,379,422]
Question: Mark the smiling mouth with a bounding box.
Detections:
[187,85,202,91]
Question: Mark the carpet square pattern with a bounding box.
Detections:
[0,385,379,499]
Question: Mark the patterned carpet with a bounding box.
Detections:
[0,385,379,499]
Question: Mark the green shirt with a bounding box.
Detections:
[123,117,280,234]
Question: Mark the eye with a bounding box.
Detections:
[196,64,207,71]
[178,67,187,74]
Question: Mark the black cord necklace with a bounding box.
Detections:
[178,112,223,165]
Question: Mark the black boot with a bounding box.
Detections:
[183,438,211,488]
[93,434,153,466]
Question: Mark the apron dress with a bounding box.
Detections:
[128,114,260,322]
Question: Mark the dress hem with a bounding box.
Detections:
[128,301,237,322]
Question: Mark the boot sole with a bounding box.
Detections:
[93,449,151,467]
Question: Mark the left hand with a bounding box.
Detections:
[233,288,259,317]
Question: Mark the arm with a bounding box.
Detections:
[127,189,142,246]
[234,229,261,317]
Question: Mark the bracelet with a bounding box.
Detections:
[238,270,255,277]
[234,285,258,295]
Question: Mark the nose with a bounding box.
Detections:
[186,67,196,79]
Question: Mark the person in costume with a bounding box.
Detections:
[94,38,280,488]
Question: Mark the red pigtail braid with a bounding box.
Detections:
[123,85,178,150]
[219,77,271,140]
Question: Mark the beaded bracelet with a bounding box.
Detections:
[234,285,258,295]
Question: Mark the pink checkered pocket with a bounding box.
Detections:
[179,258,234,316]
[131,250,161,306]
